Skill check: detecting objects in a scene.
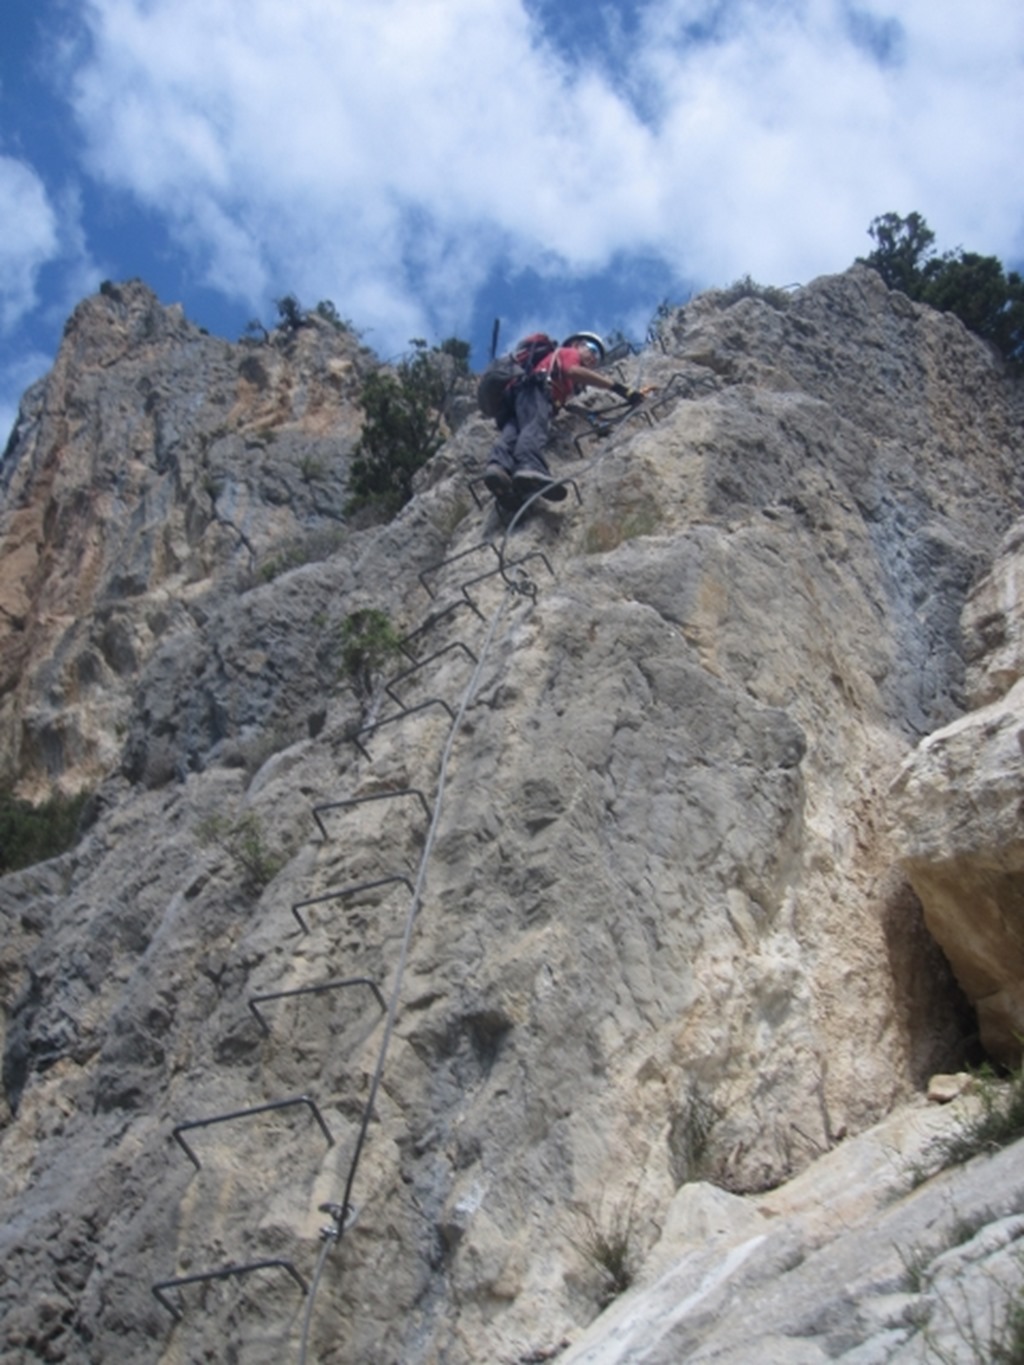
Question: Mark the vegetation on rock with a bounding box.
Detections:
[346,337,470,522]
[337,608,402,699]
[860,212,1024,366]
[196,810,287,895]
[930,1061,1024,1168]
[0,788,89,873]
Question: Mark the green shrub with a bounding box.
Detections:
[258,526,347,581]
[897,1242,933,1295]
[0,788,90,874]
[860,212,1024,366]
[566,1199,637,1309]
[927,1062,1024,1169]
[275,293,306,332]
[313,299,360,334]
[196,810,286,894]
[712,274,793,309]
[346,338,469,522]
[298,453,326,483]
[923,1251,1024,1364]
[337,609,402,698]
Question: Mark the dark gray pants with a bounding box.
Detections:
[489,379,554,478]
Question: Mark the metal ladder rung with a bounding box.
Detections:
[249,976,386,1034]
[290,874,414,934]
[398,600,479,659]
[458,550,554,601]
[312,789,432,841]
[171,1095,334,1171]
[384,642,478,706]
[418,540,500,598]
[349,698,455,757]
[572,407,653,458]
[152,1257,308,1320]
[647,370,717,420]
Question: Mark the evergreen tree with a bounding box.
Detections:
[346,339,469,521]
[860,213,1024,367]
[861,212,936,293]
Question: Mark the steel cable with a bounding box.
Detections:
[298,585,517,1363]
[301,365,650,1358]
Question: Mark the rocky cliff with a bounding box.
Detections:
[1,268,1023,1364]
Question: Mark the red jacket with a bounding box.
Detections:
[534,346,586,407]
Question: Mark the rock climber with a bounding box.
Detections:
[483,333,648,510]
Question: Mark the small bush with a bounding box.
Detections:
[712,274,793,310]
[275,294,306,332]
[923,1251,1024,1365]
[337,609,402,699]
[0,788,90,874]
[649,297,677,329]
[197,811,286,894]
[993,1283,1024,1364]
[258,526,347,581]
[313,299,360,334]
[897,1242,933,1294]
[667,1087,721,1185]
[928,1063,1024,1169]
[299,453,326,483]
[567,1198,637,1309]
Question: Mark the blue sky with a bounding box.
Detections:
[2,0,1023,444]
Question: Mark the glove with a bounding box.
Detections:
[613,381,644,406]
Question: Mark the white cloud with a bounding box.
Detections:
[62,0,1024,351]
[0,156,60,333]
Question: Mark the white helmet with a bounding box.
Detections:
[561,332,606,362]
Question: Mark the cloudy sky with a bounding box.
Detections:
[2,0,1023,443]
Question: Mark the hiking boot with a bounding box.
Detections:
[512,468,568,502]
[483,464,522,511]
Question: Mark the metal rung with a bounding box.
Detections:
[457,549,555,605]
[312,788,433,841]
[647,371,717,420]
[249,976,387,1034]
[172,1095,334,1171]
[290,874,414,934]
[573,408,653,458]
[349,698,455,757]
[649,371,693,414]
[152,1257,308,1321]
[398,601,479,659]
[384,641,478,706]
[456,549,554,600]
[466,476,496,513]
[419,540,500,598]
[603,340,639,363]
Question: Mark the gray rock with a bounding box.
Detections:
[1,268,1023,1362]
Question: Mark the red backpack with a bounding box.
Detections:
[476,333,558,418]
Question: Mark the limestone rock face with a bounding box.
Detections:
[891,525,1024,1064]
[560,1103,1024,1365]
[963,523,1024,708]
[1,267,1023,1363]
[0,280,368,798]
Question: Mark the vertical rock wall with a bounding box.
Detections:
[0,267,1022,1363]
[0,281,368,798]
